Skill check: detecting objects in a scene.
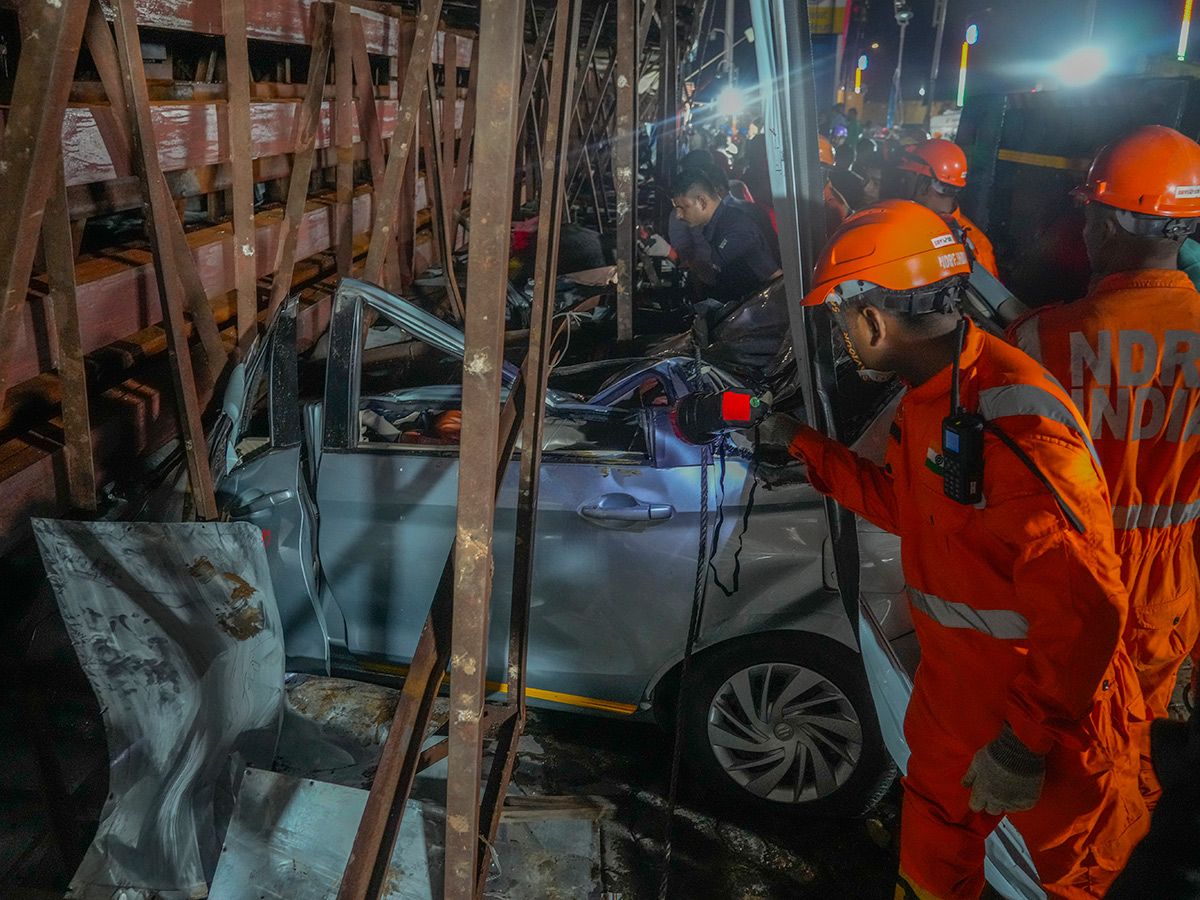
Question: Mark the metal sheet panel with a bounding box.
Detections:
[210,768,600,899]
[32,520,286,900]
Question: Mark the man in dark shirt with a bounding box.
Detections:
[668,168,781,303]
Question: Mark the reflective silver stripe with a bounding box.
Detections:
[1113,500,1200,531]
[978,383,1102,471]
[908,586,1030,640]
[1010,317,1044,365]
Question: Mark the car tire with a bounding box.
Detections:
[678,632,895,817]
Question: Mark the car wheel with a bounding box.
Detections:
[679,632,894,817]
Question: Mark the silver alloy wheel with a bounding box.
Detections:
[706,661,864,804]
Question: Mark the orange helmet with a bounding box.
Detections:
[818,134,836,167]
[803,200,972,308]
[897,138,968,191]
[1073,125,1200,218]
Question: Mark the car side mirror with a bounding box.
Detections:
[222,363,247,427]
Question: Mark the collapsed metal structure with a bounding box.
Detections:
[0,0,714,896]
[0,0,707,551]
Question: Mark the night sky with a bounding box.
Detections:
[848,0,1193,104]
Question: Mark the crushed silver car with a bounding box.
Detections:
[210,278,915,817]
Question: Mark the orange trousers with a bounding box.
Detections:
[898,658,1148,900]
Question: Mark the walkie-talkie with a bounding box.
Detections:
[942,318,985,505]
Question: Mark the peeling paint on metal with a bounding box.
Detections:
[465,351,492,377]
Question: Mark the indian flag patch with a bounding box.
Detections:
[925,446,945,475]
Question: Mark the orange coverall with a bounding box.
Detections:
[1009,270,1200,722]
[949,207,1000,279]
[789,322,1146,900]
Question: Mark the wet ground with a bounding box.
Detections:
[0,539,1192,899]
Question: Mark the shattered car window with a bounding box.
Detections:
[352,309,649,460]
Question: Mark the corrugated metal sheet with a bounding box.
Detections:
[32,520,286,900]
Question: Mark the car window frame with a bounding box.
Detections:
[321,280,653,465]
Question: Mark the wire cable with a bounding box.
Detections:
[658,349,714,900]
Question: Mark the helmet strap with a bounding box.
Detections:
[1113,207,1199,240]
[833,275,968,317]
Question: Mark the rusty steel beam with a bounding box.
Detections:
[0,0,90,407]
[334,367,529,900]
[443,0,525,896]
[86,2,226,394]
[222,0,259,356]
[266,3,334,320]
[44,156,97,511]
[614,0,637,341]
[440,34,458,215]
[445,44,480,242]
[92,0,402,55]
[362,0,444,287]
[637,0,657,68]
[111,0,218,520]
[478,0,582,874]
[515,4,557,140]
[334,2,355,277]
[423,64,464,320]
[658,0,679,229]
[498,0,582,859]
[351,13,404,290]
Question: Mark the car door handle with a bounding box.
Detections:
[579,501,675,522]
[230,489,295,518]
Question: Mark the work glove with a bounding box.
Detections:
[962,722,1045,815]
[755,412,804,449]
[643,234,673,258]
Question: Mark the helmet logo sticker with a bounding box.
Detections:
[938,251,969,268]
[931,233,957,248]
[1174,184,1200,199]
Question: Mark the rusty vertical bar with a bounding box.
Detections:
[422,64,465,320]
[516,6,557,139]
[334,361,527,900]
[222,0,258,355]
[266,5,333,319]
[351,14,403,290]
[45,155,97,511]
[362,0,444,286]
[334,2,355,277]
[443,0,524,896]
[506,0,580,765]
[439,34,458,238]
[398,129,418,288]
[86,4,226,392]
[111,0,218,520]
[83,11,224,396]
[658,0,678,229]
[478,4,582,880]
[445,44,480,247]
[0,0,89,406]
[614,0,636,341]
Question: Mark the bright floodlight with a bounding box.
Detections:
[717,86,746,117]
[966,24,978,45]
[1054,46,1110,86]
[858,54,869,70]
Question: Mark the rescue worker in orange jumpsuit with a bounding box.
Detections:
[759,200,1147,900]
[889,138,1000,279]
[1008,125,1200,757]
[820,134,850,235]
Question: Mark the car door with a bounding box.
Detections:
[212,299,328,672]
[312,280,708,712]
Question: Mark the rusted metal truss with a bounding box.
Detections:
[3,2,699,888]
